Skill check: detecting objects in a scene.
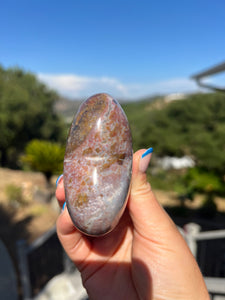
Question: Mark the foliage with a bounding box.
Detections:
[0,65,65,168]
[123,93,225,206]
[21,139,65,182]
[123,93,225,179]
[29,205,48,216]
[147,169,184,192]
[122,97,160,152]
[184,167,224,195]
[179,167,224,208]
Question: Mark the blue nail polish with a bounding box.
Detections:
[62,202,66,211]
[142,147,153,158]
[56,174,63,187]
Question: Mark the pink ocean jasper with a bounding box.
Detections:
[64,93,133,236]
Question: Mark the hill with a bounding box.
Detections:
[55,92,225,179]
[54,97,82,123]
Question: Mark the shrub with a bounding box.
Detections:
[21,139,65,183]
[184,168,224,195]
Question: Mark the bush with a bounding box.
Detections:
[21,139,65,183]
[184,168,224,195]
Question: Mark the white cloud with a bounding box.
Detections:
[38,73,129,99]
[37,73,200,100]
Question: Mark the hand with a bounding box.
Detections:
[56,149,209,300]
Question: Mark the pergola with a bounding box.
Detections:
[191,61,225,92]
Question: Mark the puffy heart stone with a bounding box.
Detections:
[64,93,133,236]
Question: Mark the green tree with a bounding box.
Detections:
[0,66,65,167]
[125,93,225,176]
[123,92,225,203]
[21,139,65,183]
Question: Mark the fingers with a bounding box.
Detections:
[56,174,94,271]
[57,204,92,270]
[55,175,65,208]
[128,149,179,241]
[55,175,91,266]
[129,149,209,300]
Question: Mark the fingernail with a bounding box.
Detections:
[56,174,63,187]
[141,147,153,158]
[62,202,66,212]
[139,147,153,173]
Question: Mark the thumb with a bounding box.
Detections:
[128,148,178,241]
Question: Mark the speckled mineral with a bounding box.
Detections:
[64,93,132,236]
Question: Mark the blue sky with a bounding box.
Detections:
[1,0,225,99]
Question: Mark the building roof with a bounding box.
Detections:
[191,61,225,92]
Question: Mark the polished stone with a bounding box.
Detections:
[64,93,132,236]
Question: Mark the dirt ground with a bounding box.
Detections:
[0,168,59,255]
[1,167,225,255]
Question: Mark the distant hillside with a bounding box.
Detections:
[125,92,225,173]
[54,97,82,123]
[55,94,160,122]
[54,92,225,185]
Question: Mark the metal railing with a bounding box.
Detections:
[17,223,225,300]
[17,226,67,299]
[181,223,225,299]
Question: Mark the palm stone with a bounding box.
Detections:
[64,93,133,236]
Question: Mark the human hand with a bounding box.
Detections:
[56,149,209,300]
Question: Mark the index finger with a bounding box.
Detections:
[55,175,65,208]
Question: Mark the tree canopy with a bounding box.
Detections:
[123,93,225,177]
[0,66,65,167]
[21,140,65,183]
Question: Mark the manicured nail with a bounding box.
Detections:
[139,147,153,173]
[141,147,153,158]
[62,202,66,212]
[56,174,63,187]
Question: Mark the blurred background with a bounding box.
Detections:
[0,0,225,299]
